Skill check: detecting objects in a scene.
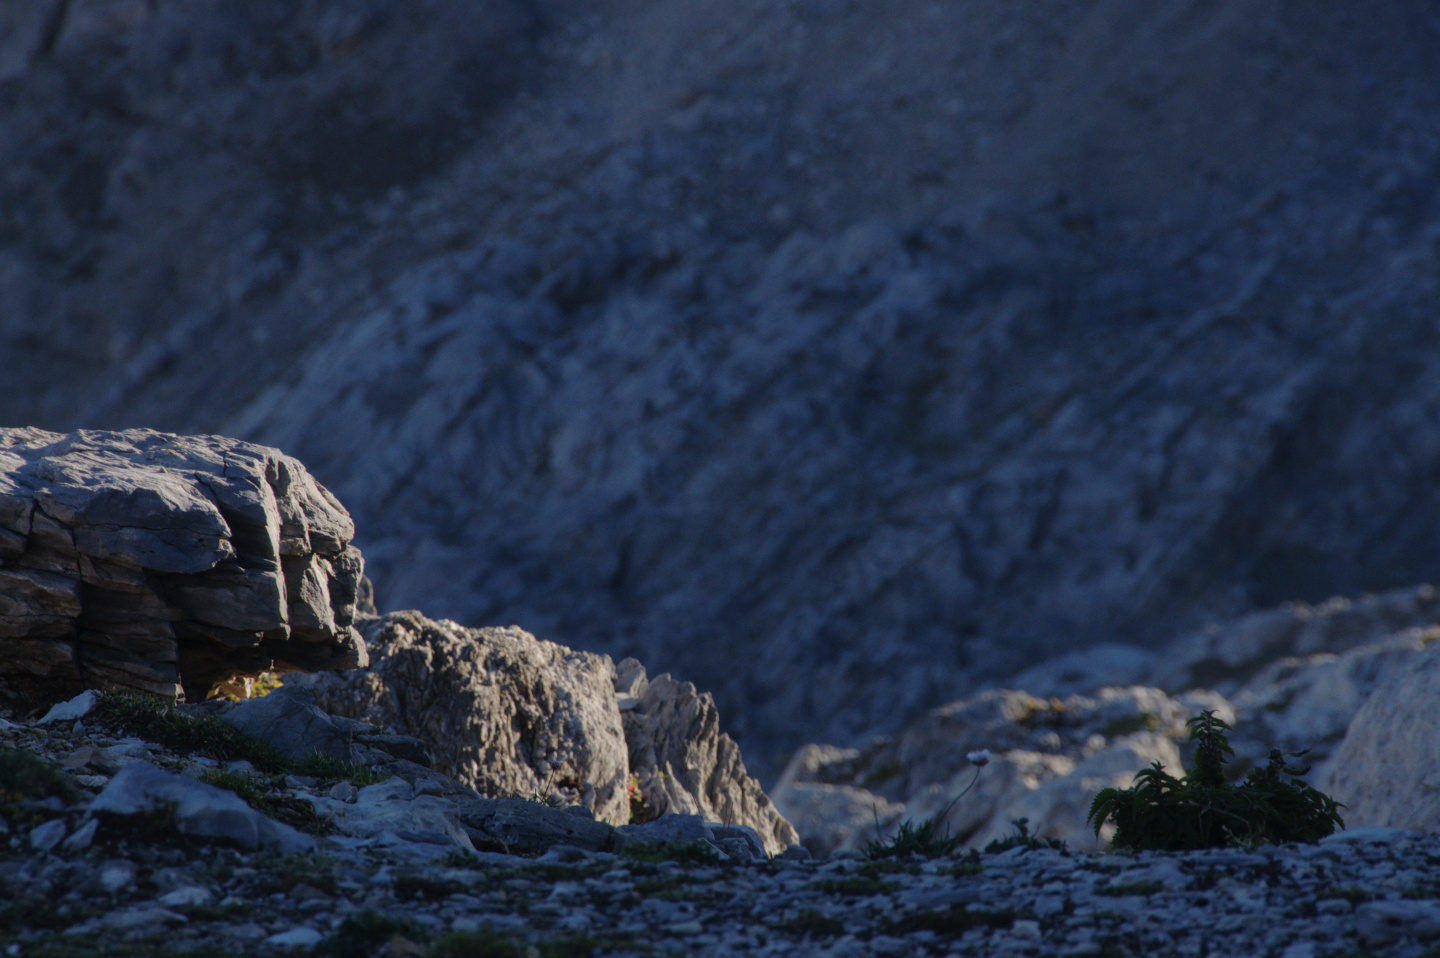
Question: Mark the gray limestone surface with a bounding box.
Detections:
[4,1,1440,772]
[0,428,367,707]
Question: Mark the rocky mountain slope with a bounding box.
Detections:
[3,0,1440,772]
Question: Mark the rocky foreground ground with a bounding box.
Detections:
[6,711,1440,958]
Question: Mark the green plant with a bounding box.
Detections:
[620,840,722,866]
[394,871,470,901]
[197,769,275,815]
[626,774,654,825]
[1086,710,1345,851]
[863,752,989,860]
[0,748,80,806]
[427,932,598,958]
[984,817,1067,854]
[882,905,1016,936]
[771,910,845,938]
[92,690,288,773]
[810,875,900,896]
[292,750,389,786]
[313,910,431,958]
[92,690,388,788]
[1096,880,1164,896]
[863,811,965,859]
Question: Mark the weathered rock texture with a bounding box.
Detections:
[778,585,1440,854]
[1324,642,1440,834]
[298,611,631,826]
[773,685,1225,857]
[621,665,799,857]
[0,428,366,707]
[5,2,1440,771]
[298,610,796,853]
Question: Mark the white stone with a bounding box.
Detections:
[38,690,98,725]
[157,886,214,908]
[264,926,325,948]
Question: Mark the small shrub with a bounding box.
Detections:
[984,817,1067,854]
[1086,710,1345,851]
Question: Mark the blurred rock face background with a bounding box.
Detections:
[2,0,1438,775]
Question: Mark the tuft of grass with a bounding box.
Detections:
[857,860,920,877]
[1087,710,1345,851]
[1100,713,1161,738]
[426,932,598,958]
[860,762,904,789]
[313,910,432,958]
[93,690,288,773]
[0,747,80,806]
[626,774,655,825]
[620,840,722,866]
[247,854,340,896]
[394,872,471,901]
[1096,880,1165,896]
[92,689,389,788]
[984,817,1067,854]
[771,910,845,938]
[197,769,275,815]
[883,906,1017,936]
[292,750,389,786]
[809,876,900,897]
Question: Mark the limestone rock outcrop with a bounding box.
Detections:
[296,611,797,853]
[619,663,800,857]
[0,428,367,708]
[296,611,631,827]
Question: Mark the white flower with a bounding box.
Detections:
[967,749,992,767]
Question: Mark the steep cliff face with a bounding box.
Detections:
[3,0,1440,772]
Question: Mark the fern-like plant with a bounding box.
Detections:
[1087,710,1345,851]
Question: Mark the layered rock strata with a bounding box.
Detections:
[0,428,366,706]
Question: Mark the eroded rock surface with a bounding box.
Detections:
[1324,642,1440,833]
[621,666,800,857]
[774,685,1224,857]
[296,611,796,851]
[298,611,631,826]
[0,428,366,708]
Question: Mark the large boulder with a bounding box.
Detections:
[297,610,798,853]
[1324,642,1440,832]
[0,428,366,708]
[297,611,632,827]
